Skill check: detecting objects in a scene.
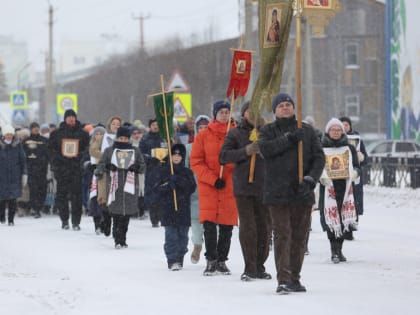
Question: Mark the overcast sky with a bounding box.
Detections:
[1,0,240,67]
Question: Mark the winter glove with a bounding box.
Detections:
[214,178,226,190]
[21,174,28,187]
[286,128,304,144]
[169,174,177,190]
[128,164,140,173]
[357,151,365,163]
[106,163,118,172]
[245,142,260,156]
[320,176,332,187]
[297,176,316,198]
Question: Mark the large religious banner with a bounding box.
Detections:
[388,0,420,142]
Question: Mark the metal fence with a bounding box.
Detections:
[364,156,420,188]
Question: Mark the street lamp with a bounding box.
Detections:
[17,62,31,90]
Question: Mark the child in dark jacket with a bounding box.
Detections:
[154,144,196,270]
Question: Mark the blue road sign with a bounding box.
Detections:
[10,91,28,109]
[12,109,26,125]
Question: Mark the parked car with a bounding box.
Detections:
[367,140,420,158]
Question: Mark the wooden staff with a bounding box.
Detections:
[248,126,258,183]
[296,0,303,183]
[218,93,236,179]
[160,74,178,210]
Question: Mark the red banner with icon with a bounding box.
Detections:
[226,50,252,99]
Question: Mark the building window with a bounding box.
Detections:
[73,56,86,65]
[345,94,360,122]
[345,43,359,69]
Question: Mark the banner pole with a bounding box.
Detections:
[296,0,304,183]
[219,93,236,179]
[160,74,178,210]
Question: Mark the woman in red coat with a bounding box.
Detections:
[190,101,238,276]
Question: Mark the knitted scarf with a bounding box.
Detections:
[107,149,135,205]
[323,146,358,237]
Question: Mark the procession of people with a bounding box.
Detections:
[0,92,366,294]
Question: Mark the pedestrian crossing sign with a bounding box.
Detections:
[57,94,78,115]
[10,91,28,109]
[173,93,192,122]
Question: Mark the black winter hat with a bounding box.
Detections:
[240,101,250,117]
[171,143,186,163]
[272,93,295,113]
[116,126,131,138]
[212,100,231,118]
[64,109,77,120]
[339,116,352,132]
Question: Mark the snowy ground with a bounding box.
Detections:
[1,186,419,315]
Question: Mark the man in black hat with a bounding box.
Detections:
[48,109,90,230]
[23,122,50,218]
[258,93,325,294]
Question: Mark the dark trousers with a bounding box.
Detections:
[203,221,233,262]
[269,203,312,283]
[164,225,189,265]
[102,210,113,237]
[149,203,160,225]
[113,214,130,245]
[56,173,82,226]
[0,199,17,223]
[235,195,270,274]
[138,196,145,217]
[93,216,102,230]
[29,178,47,212]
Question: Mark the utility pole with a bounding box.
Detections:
[44,4,55,123]
[132,13,151,55]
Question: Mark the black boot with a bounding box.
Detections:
[330,240,340,264]
[337,239,347,262]
[203,260,217,276]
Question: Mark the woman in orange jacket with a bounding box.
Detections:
[190,100,238,276]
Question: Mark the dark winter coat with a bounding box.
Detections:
[219,118,265,197]
[139,130,163,207]
[318,133,360,232]
[258,116,325,206]
[23,134,49,185]
[95,141,145,216]
[48,120,90,175]
[139,131,163,165]
[154,161,196,227]
[0,137,27,200]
